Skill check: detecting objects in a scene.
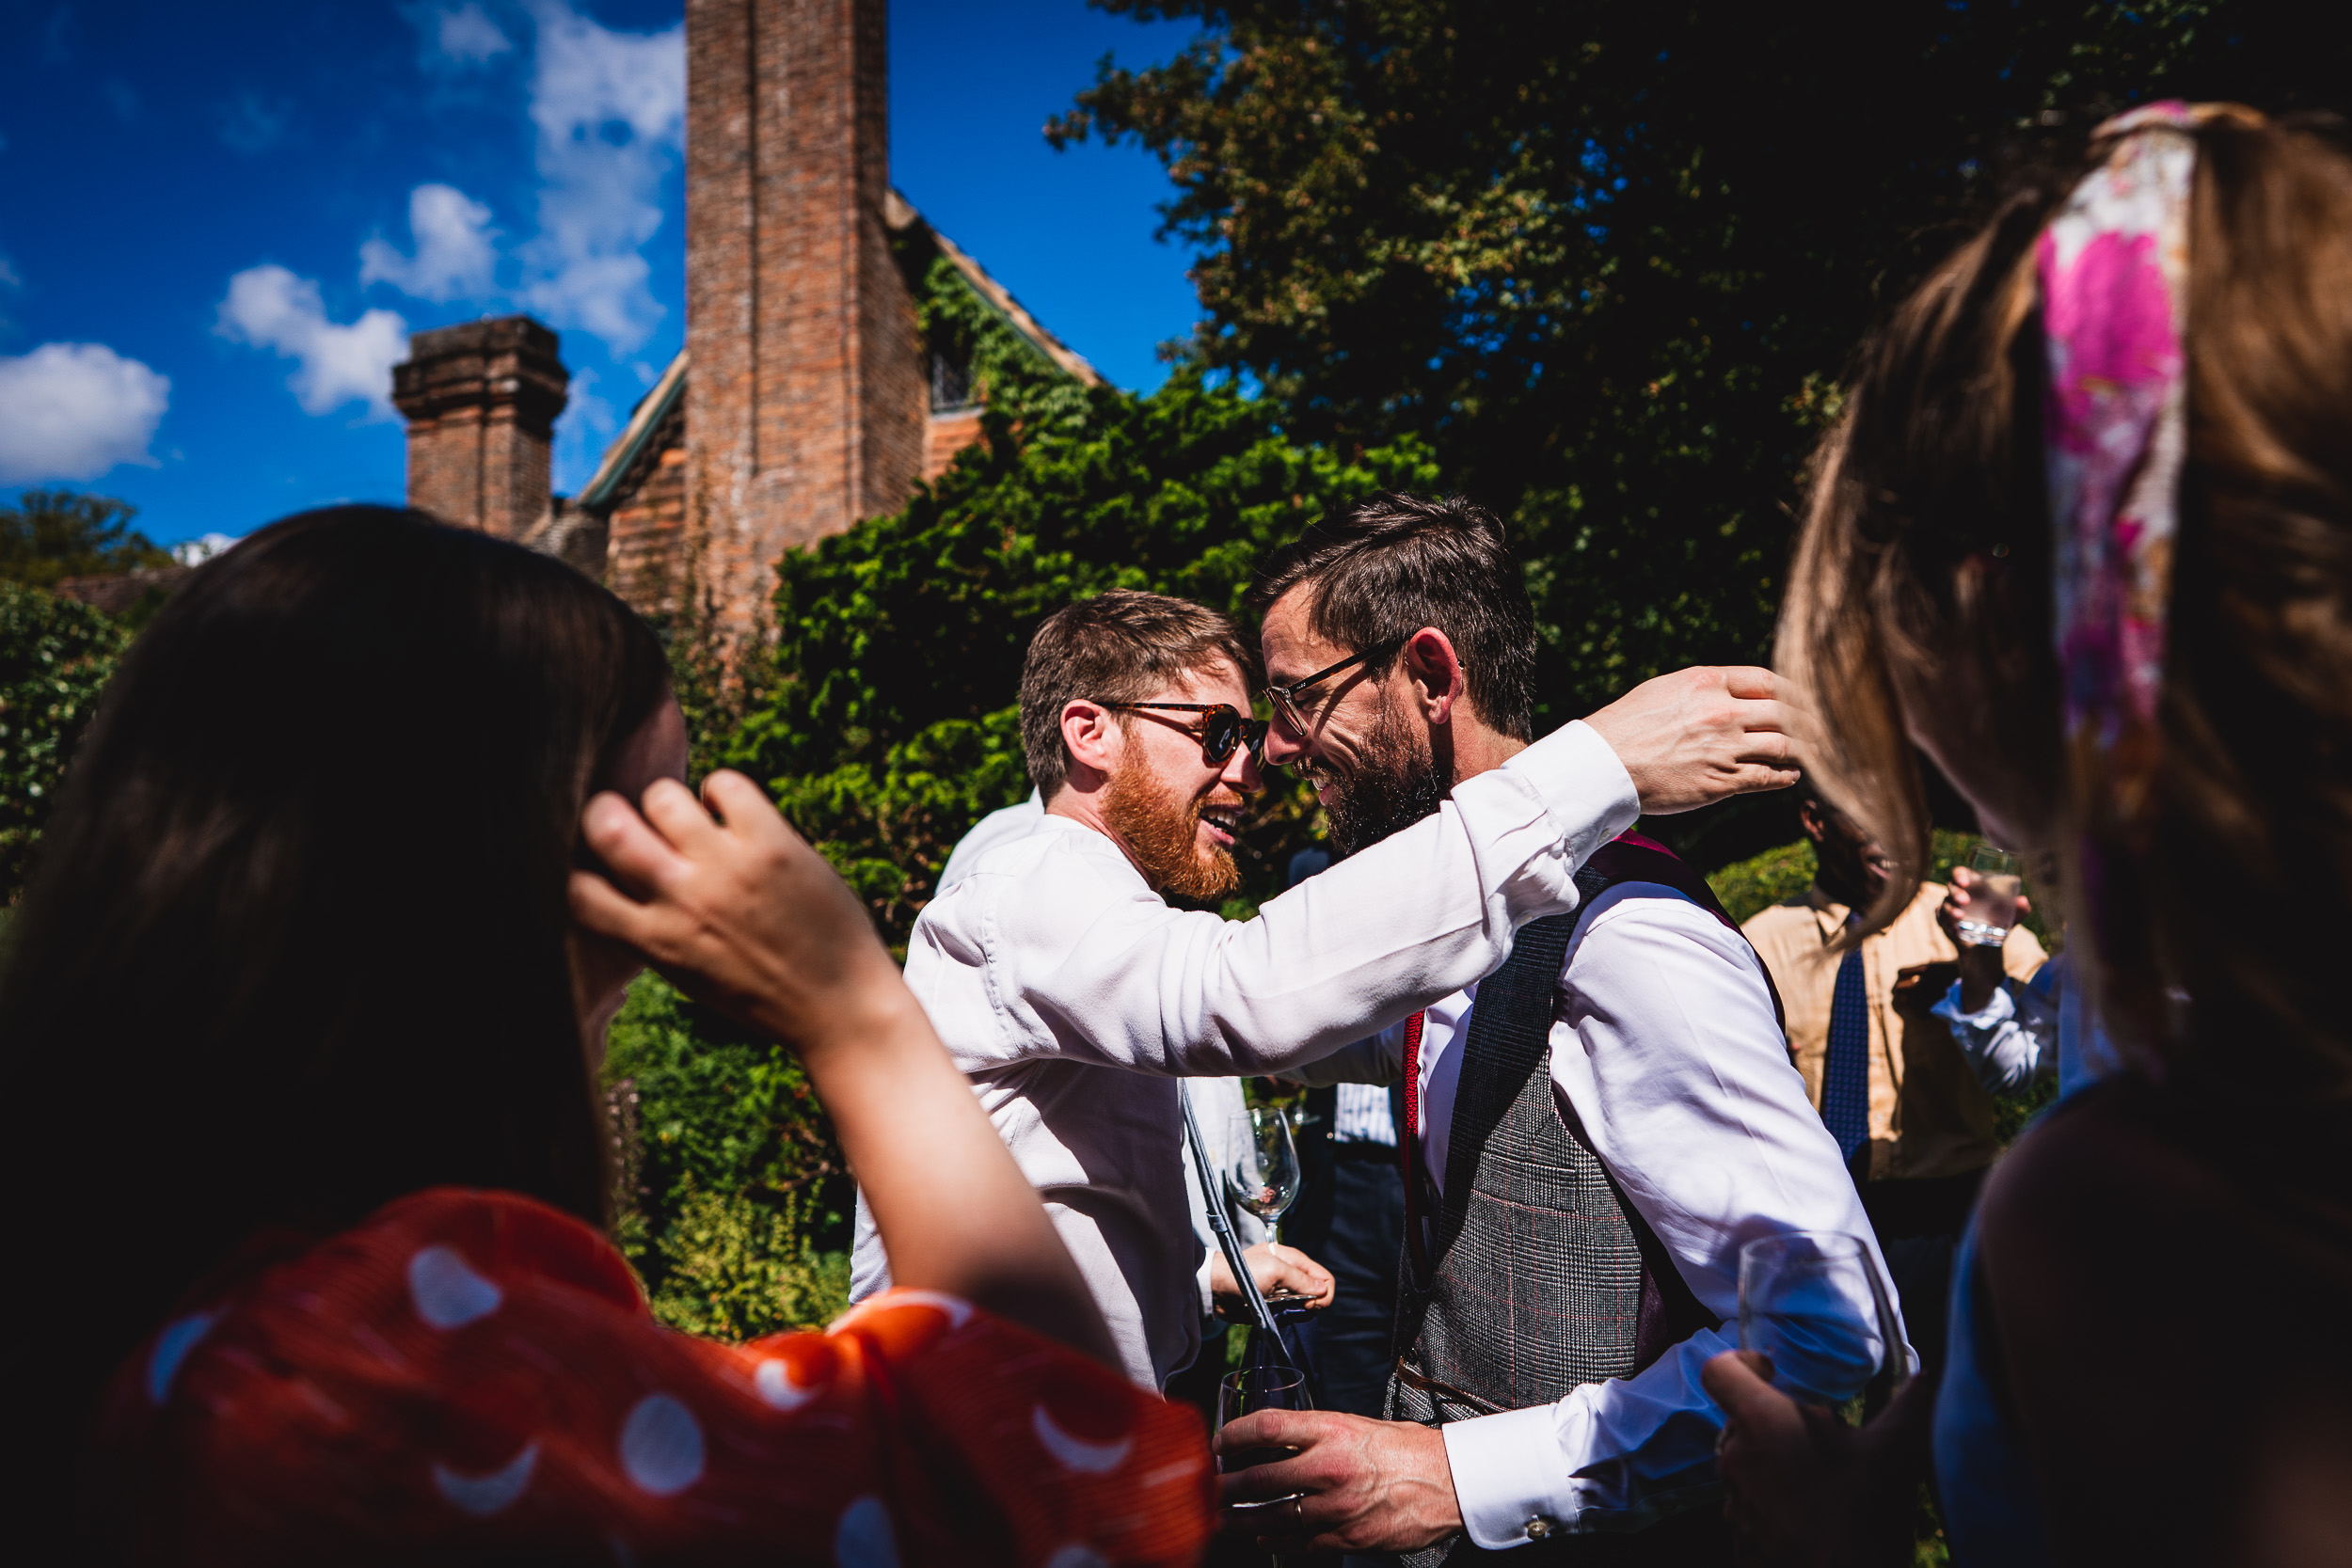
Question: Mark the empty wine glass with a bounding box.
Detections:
[1738,1230,1907,1423]
[1954,844,2024,946]
[1226,1105,1301,1226]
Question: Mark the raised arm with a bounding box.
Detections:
[570,773,1120,1370]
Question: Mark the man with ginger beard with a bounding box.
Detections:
[850,586,1814,1392]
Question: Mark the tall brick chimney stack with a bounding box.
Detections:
[392,317,570,540]
[684,0,927,638]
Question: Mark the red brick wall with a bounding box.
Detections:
[684,0,927,641]
[607,442,691,619]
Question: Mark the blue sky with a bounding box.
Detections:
[0,0,1203,547]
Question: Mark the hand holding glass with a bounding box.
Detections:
[1954,845,2024,947]
[1226,1106,1301,1225]
[1218,1367,1309,1510]
[1738,1230,1907,1422]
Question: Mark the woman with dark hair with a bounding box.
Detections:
[3,506,1209,1563]
[1702,105,2352,1563]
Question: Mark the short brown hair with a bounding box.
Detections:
[1780,105,2352,1091]
[1249,492,1537,741]
[1020,589,1255,798]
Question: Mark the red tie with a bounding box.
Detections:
[1399,1009,1429,1276]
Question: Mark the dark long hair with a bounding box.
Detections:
[1,507,670,1520]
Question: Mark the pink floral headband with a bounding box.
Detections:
[2039,101,2212,820]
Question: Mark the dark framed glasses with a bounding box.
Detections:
[1100,702,1269,768]
[1263,640,1404,736]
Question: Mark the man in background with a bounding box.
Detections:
[1741,785,2045,1386]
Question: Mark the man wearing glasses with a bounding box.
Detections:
[847,581,1811,1395]
[1220,494,1896,1564]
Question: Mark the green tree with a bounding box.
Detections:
[725,371,1437,947]
[0,491,173,591]
[0,582,126,901]
[1051,0,2344,725]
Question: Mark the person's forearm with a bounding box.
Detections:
[801,986,1119,1370]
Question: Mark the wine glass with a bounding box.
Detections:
[1217,1366,1309,1511]
[1954,844,2024,946]
[1226,1105,1301,1226]
[1737,1230,1907,1423]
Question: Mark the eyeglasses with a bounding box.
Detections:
[1262,641,1403,736]
[1100,702,1270,768]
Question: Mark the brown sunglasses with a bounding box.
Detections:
[1098,702,1270,768]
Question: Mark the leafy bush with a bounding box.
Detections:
[602,973,853,1338]
[0,582,126,901]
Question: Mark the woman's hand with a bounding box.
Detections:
[1701,1350,1932,1568]
[570,771,902,1062]
[571,773,1120,1370]
[1937,864,2029,1012]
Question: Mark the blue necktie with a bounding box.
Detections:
[1821,935,1870,1164]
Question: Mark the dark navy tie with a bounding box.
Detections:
[1821,929,1870,1164]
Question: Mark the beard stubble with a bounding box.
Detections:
[1322,704,1452,855]
[1103,765,1242,901]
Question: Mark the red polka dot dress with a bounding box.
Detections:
[91,1188,1215,1565]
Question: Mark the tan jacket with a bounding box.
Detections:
[1742,882,2047,1182]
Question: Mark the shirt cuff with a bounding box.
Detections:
[1461,720,1642,918]
[1931,977,2017,1029]
[1443,1403,1574,1550]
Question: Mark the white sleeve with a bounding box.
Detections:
[1931,978,2058,1095]
[981,720,1638,1077]
[1276,1022,1406,1087]
[1445,885,1906,1544]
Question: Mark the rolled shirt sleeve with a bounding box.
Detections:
[1446,883,1907,1545]
[1931,977,2058,1095]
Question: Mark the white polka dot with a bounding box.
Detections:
[881,1290,974,1330]
[146,1311,220,1405]
[407,1245,502,1329]
[1030,1404,1134,1476]
[432,1442,539,1516]
[1044,1547,1109,1568]
[834,1495,898,1568]
[755,1356,821,1411]
[619,1394,705,1496]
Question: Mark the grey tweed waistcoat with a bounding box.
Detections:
[1381,902,1725,1566]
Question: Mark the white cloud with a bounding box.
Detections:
[171,531,242,566]
[516,0,682,353]
[215,265,408,418]
[360,183,500,301]
[437,2,514,65]
[0,342,171,483]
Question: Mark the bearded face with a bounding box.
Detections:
[1319,700,1450,855]
[1103,758,1245,901]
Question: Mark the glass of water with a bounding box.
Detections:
[1739,1230,1907,1422]
[1953,844,2023,947]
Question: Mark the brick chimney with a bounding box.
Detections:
[391,317,570,540]
[684,0,927,638]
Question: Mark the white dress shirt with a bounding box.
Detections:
[851,718,1641,1387]
[1298,880,1903,1545]
[933,789,1043,896]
